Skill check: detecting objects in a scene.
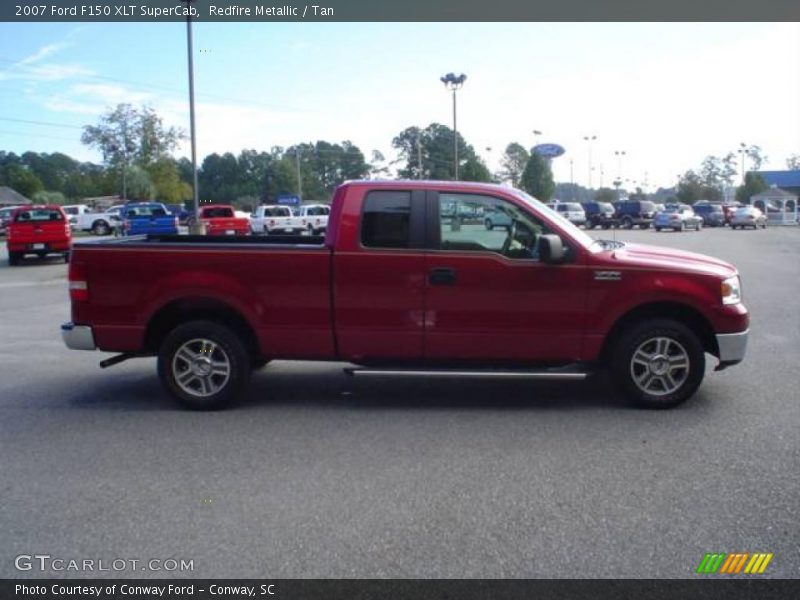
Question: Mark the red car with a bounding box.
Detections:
[61,180,748,410]
[7,205,71,266]
[198,204,250,236]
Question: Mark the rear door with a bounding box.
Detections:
[333,188,427,361]
[423,190,587,362]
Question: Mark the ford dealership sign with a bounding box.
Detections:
[533,143,566,158]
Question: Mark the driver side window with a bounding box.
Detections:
[438,193,552,260]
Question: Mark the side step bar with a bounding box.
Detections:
[344,367,589,381]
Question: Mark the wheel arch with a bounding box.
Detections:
[144,297,260,358]
[599,301,719,364]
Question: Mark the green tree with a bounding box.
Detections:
[125,166,156,201]
[735,172,768,204]
[787,154,800,170]
[498,143,529,187]
[460,155,492,182]
[146,157,191,203]
[677,170,721,203]
[520,152,555,201]
[392,123,475,180]
[5,164,44,198]
[81,103,185,196]
[594,187,617,203]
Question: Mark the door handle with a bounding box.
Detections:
[429,267,457,286]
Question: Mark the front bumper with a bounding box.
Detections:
[715,328,748,369]
[61,322,96,351]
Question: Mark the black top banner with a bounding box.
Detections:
[3,0,800,22]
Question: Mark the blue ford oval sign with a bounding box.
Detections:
[533,143,566,158]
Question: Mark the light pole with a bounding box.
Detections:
[738,142,747,184]
[532,130,542,148]
[440,73,467,180]
[295,149,303,201]
[417,129,424,179]
[614,150,626,180]
[583,135,597,189]
[180,0,204,234]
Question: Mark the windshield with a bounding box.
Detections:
[512,189,597,251]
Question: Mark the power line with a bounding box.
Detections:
[0,129,79,142]
[0,116,84,130]
[0,56,317,115]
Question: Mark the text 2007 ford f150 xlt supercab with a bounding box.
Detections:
[61,180,749,410]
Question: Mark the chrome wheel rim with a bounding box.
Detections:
[172,338,231,397]
[630,336,690,396]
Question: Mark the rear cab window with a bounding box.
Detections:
[202,207,234,218]
[15,209,64,222]
[361,191,412,249]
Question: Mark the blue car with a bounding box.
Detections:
[122,202,179,236]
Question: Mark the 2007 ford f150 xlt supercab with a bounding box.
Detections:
[62,180,749,410]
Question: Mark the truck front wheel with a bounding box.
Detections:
[158,320,251,410]
[611,318,705,409]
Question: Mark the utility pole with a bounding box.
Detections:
[583,135,597,189]
[417,129,423,179]
[181,0,204,234]
[295,149,303,200]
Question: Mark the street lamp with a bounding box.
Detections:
[440,72,467,180]
[583,135,597,188]
[738,142,747,184]
[181,0,204,234]
[614,150,626,179]
[532,130,542,148]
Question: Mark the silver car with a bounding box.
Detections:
[654,204,703,232]
[730,206,767,230]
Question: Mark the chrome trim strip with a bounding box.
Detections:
[346,369,587,380]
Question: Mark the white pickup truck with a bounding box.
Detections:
[74,206,124,236]
[250,205,301,235]
[295,203,330,235]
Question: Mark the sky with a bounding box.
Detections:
[0,21,798,191]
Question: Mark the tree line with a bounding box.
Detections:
[1,103,796,208]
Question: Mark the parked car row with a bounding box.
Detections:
[250,203,330,235]
[540,199,758,233]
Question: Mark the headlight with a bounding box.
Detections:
[721,275,741,305]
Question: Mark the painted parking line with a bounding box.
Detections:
[0,279,66,289]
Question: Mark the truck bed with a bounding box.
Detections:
[70,233,335,359]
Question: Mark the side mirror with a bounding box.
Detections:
[538,234,565,264]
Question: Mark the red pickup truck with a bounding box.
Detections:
[7,204,71,266]
[61,180,749,410]
[198,204,250,236]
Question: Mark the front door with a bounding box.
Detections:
[424,191,588,363]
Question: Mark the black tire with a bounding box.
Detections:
[679,222,685,232]
[63,252,70,264]
[622,216,633,229]
[485,219,493,231]
[610,318,705,409]
[655,227,661,232]
[92,220,110,235]
[602,223,611,230]
[8,251,21,266]
[158,320,251,410]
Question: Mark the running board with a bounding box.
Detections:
[343,367,589,380]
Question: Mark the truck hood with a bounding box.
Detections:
[607,242,737,278]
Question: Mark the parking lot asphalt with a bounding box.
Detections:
[0,226,798,578]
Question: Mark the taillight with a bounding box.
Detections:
[68,262,89,302]
[174,216,179,229]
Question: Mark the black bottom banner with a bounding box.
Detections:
[2,579,800,600]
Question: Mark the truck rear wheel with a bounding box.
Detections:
[8,251,21,266]
[158,320,251,410]
[611,318,705,409]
